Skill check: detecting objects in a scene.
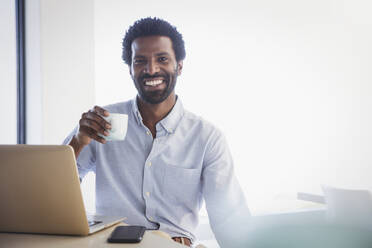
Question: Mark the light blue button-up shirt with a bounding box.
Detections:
[64,97,249,243]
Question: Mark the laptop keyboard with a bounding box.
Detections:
[87,215,103,227]
[88,220,102,227]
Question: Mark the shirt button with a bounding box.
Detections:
[149,216,153,221]
[146,131,151,136]
[147,162,152,167]
[146,192,150,197]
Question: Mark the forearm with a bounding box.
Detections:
[68,135,86,159]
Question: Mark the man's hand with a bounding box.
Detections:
[69,106,111,158]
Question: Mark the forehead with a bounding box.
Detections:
[131,36,175,57]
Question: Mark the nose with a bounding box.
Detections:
[144,60,159,75]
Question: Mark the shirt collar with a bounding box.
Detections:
[131,96,143,126]
[131,96,184,134]
[158,96,184,134]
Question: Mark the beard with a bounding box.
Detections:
[133,68,178,104]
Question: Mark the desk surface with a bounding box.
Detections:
[0,224,186,248]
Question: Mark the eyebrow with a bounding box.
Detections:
[155,52,170,57]
[133,52,171,59]
[133,55,146,59]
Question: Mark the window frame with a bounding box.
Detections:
[16,0,26,144]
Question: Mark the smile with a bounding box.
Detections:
[144,79,164,86]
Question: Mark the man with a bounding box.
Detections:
[64,17,250,247]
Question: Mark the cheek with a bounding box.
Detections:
[131,68,141,79]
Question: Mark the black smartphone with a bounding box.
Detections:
[107,225,146,243]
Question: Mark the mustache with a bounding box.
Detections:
[139,73,168,81]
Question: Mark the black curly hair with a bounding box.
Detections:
[122,17,186,65]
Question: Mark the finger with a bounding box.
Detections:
[85,111,112,130]
[79,118,110,136]
[80,126,107,144]
[93,105,110,117]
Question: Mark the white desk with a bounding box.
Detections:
[297,192,325,204]
[0,224,186,248]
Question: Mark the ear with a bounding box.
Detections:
[177,61,183,76]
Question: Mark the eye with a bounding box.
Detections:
[158,57,168,63]
[133,58,145,64]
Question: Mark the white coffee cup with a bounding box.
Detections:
[99,113,128,141]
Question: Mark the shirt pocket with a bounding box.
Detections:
[162,164,201,206]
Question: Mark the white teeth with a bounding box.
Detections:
[145,80,163,86]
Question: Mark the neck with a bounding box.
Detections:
[137,93,176,135]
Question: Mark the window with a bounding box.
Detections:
[0,0,17,144]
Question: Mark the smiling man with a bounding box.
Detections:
[65,17,250,247]
[131,35,180,104]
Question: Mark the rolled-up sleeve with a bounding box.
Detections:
[202,130,251,247]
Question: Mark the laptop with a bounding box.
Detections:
[0,145,125,235]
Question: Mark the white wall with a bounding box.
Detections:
[93,0,372,213]
[26,0,95,144]
[24,0,372,214]
[0,0,17,144]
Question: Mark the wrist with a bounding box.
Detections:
[69,135,87,158]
